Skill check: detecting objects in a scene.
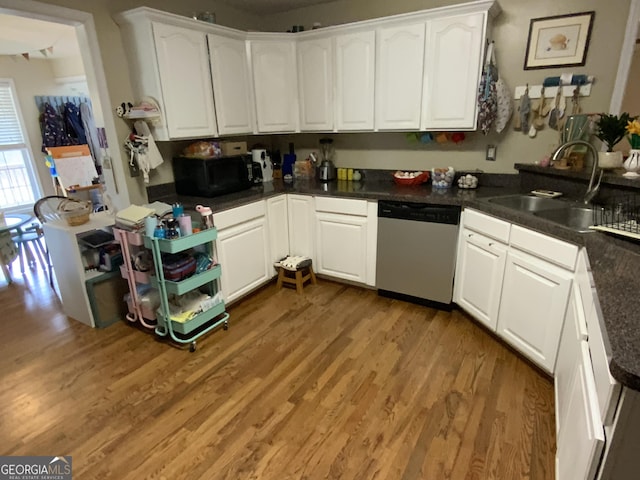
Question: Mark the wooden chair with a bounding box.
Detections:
[32,195,67,287]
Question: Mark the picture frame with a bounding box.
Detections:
[524,11,595,70]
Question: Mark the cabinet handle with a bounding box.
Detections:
[488,242,494,247]
[467,233,474,238]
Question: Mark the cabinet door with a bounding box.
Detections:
[266,195,289,269]
[555,282,589,436]
[287,194,315,262]
[556,341,605,480]
[208,34,253,135]
[421,12,485,130]
[454,228,507,331]
[497,249,572,373]
[217,217,271,303]
[250,40,298,132]
[375,23,425,130]
[335,30,375,130]
[315,211,368,284]
[297,36,334,131]
[152,22,217,138]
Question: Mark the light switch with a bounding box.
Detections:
[486,144,497,161]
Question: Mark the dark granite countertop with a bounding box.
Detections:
[150,173,640,391]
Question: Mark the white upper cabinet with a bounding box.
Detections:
[297,36,334,131]
[335,30,376,131]
[207,34,254,135]
[249,39,299,133]
[375,23,425,130]
[152,23,218,139]
[421,12,486,130]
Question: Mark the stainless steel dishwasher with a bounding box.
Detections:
[376,200,460,308]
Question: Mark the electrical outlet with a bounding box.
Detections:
[486,144,497,161]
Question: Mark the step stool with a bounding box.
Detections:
[276,264,317,294]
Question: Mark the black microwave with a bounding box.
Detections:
[172,155,253,197]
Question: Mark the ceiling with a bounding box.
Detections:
[218,0,337,15]
[0,0,336,59]
[0,13,79,59]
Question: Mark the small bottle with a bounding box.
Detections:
[154,222,166,239]
[347,168,353,181]
[166,218,180,239]
[196,205,214,229]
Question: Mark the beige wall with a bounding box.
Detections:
[263,0,631,173]
[0,56,89,197]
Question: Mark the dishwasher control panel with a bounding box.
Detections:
[378,201,460,225]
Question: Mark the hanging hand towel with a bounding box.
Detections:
[477,42,498,135]
[133,120,164,183]
[494,77,513,133]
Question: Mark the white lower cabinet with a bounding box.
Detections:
[315,212,368,284]
[287,194,315,261]
[314,197,377,286]
[497,248,572,373]
[266,195,289,268]
[454,227,507,330]
[215,201,271,304]
[555,282,589,435]
[556,341,605,480]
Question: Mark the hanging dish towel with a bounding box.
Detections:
[132,120,164,183]
[477,42,498,135]
[493,45,513,135]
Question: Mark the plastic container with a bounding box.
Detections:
[431,167,455,188]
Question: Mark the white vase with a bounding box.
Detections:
[598,151,623,169]
[623,150,640,177]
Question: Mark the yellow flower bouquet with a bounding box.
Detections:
[627,119,640,149]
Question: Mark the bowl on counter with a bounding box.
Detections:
[393,170,430,186]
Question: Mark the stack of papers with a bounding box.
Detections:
[115,204,155,231]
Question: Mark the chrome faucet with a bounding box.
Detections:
[551,140,603,204]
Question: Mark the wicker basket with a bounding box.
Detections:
[58,199,92,226]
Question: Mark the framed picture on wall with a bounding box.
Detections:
[524,11,595,70]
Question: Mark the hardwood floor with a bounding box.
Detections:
[0,269,555,479]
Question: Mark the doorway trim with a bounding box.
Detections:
[611,0,640,114]
[0,0,130,209]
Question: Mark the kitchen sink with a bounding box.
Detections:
[486,194,600,233]
[533,206,599,233]
[487,194,566,212]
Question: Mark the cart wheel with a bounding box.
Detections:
[223,320,229,331]
[189,341,197,352]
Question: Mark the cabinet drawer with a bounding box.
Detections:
[315,196,368,216]
[215,200,266,230]
[462,208,510,243]
[510,225,578,271]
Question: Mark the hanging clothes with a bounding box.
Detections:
[40,102,74,152]
[80,102,102,173]
[63,101,87,144]
[477,42,498,135]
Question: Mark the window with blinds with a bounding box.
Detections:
[0,79,40,210]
